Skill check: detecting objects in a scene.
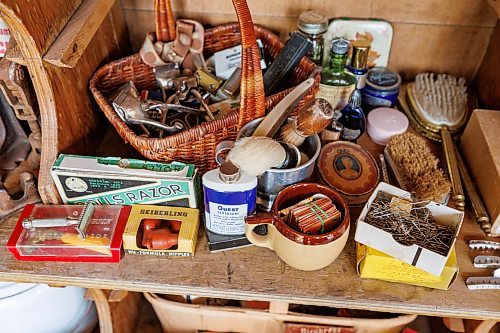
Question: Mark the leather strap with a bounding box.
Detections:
[140,19,205,70]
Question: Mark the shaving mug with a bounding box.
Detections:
[245,183,350,271]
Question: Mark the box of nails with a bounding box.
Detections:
[354,182,464,276]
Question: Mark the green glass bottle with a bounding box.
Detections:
[316,38,356,111]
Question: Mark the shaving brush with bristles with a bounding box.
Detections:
[387,132,451,203]
[227,137,301,176]
[279,98,334,147]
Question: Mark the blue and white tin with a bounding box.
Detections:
[361,67,401,111]
[202,167,257,235]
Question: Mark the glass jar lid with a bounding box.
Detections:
[298,11,328,35]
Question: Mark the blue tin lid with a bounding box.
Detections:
[366,67,401,91]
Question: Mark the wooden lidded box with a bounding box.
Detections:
[461,109,500,236]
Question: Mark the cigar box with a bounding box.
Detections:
[460,109,500,236]
[356,243,458,290]
[122,204,199,257]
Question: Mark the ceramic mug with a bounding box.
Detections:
[245,183,350,271]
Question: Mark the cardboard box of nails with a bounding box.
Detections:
[5,6,497,295]
[354,182,464,276]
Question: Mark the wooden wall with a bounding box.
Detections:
[120,0,498,81]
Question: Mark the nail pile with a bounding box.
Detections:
[364,191,455,256]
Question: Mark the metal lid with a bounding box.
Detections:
[298,11,328,35]
[366,67,402,91]
[330,37,350,55]
[318,141,380,205]
[350,40,371,70]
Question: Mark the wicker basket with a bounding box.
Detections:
[90,0,319,173]
[144,293,417,333]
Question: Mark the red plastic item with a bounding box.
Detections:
[7,204,131,262]
[142,218,162,247]
[144,229,178,250]
[167,220,182,233]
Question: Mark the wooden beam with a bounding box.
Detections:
[487,0,500,18]
[5,44,26,66]
[43,0,115,68]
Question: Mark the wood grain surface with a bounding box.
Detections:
[120,0,498,81]
[0,0,129,203]
[0,132,498,321]
[43,0,116,68]
[474,24,500,110]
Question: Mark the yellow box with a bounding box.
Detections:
[356,243,458,290]
[123,205,199,257]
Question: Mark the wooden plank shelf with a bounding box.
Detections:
[0,133,498,321]
[0,207,498,320]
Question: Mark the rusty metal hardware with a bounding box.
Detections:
[0,87,30,170]
[112,85,184,133]
[0,172,41,221]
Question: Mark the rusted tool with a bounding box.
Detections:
[0,172,41,221]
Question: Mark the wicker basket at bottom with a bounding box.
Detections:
[144,292,417,333]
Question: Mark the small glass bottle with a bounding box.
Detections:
[338,89,366,142]
[316,37,357,111]
[347,39,371,89]
[297,11,328,66]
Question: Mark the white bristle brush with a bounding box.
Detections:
[227,137,297,176]
[412,73,467,127]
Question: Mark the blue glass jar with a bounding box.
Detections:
[339,89,366,142]
[361,67,402,112]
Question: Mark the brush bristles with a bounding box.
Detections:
[227,137,286,176]
[279,122,307,147]
[388,133,451,202]
[413,73,467,127]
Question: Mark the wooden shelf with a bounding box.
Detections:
[0,133,498,321]
[0,206,498,320]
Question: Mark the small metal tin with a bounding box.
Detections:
[318,141,380,206]
[361,67,401,111]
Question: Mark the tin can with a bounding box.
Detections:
[361,67,401,111]
[202,163,257,235]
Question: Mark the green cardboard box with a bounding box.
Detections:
[51,154,199,208]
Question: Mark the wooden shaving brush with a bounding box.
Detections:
[279,98,334,147]
[227,137,301,176]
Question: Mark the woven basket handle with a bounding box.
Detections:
[155,0,265,129]
[232,0,266,128]
[155,0,176,42]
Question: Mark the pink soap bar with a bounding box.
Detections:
[367,107,409,145]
